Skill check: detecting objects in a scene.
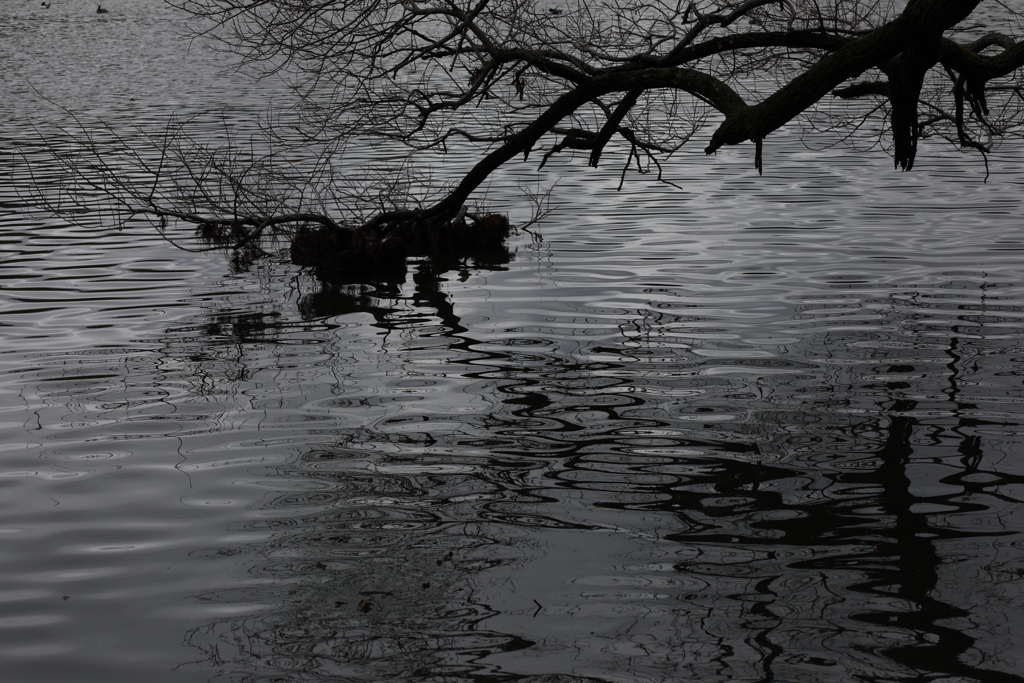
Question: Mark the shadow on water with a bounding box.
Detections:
[172,264,1024,683]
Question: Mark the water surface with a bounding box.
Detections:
[2,2,1024,682]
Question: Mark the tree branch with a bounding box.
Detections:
[706,0,982,155]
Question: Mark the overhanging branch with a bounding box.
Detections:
[705,0,983,155]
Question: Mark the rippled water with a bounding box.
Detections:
[3,2,1024,682]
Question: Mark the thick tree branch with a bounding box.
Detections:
[885,34,942,170]
[706,0,982,154]
[590,90,641,167]
[366,65,746,230]
[940,35,1024,80]
[660,29,854,67]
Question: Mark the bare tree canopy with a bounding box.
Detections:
[32,0,1024,277]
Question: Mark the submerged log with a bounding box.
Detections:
[289,211,512,282]
[193,208,512,282]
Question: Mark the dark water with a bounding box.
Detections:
[3,2,1024,681]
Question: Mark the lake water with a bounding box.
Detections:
[3,1,1024,682]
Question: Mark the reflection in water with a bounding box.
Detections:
[4,209,1024,682]
[165,269,1024,683]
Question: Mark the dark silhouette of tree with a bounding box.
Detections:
[32,0,1024,274]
